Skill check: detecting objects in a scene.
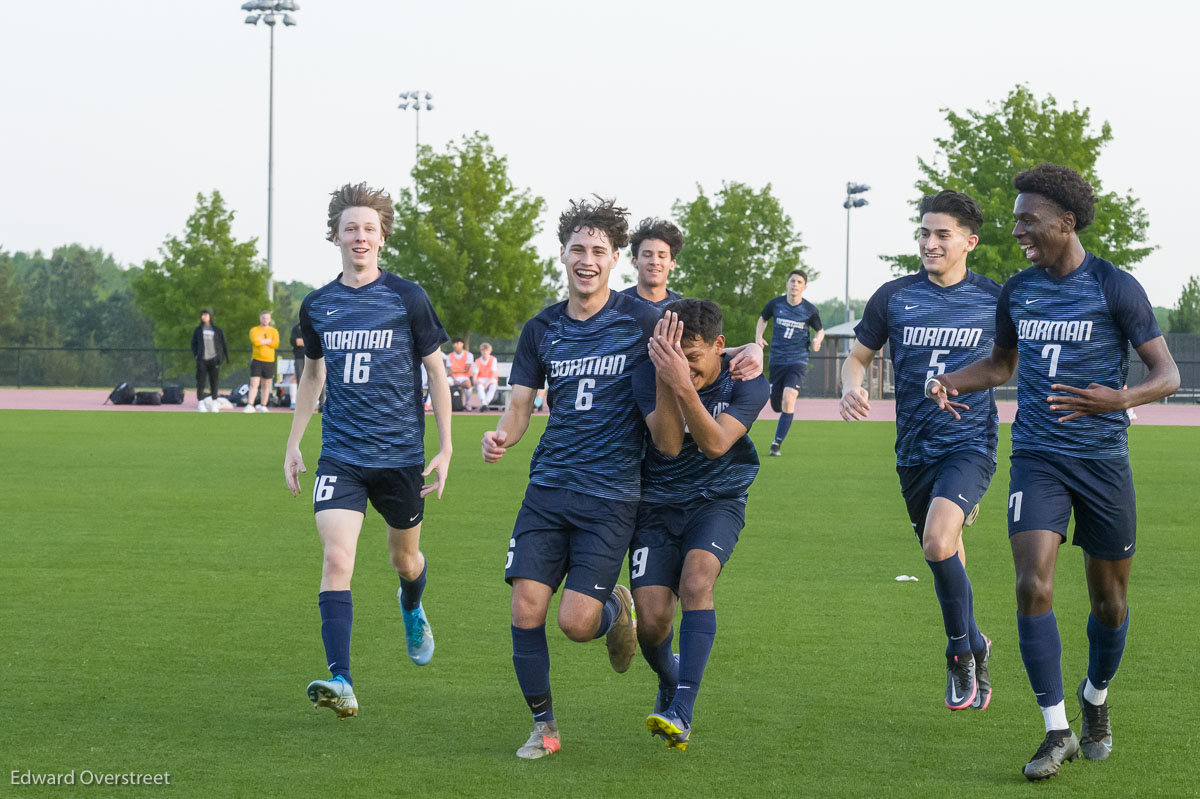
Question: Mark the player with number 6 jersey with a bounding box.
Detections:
[285,183,454,721]
[927,165,1179,781]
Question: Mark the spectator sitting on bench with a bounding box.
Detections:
[445,337,473,396]
[472,342,499,410]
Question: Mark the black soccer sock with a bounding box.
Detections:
[671,610,716,726]
[773,412,793,445]
[399,559,427,611]
[927,554,972,655]
[512,624,553,722]
[641,626,678,689]
[591,591,621,639]
[318,590,353,685]
[1017,610,1064,708]
[1087,609,1129,691]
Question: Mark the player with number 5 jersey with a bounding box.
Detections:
[927,165,1179,781]
[285,183,454,721]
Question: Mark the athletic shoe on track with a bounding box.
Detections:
[971,635,992,710]
[1023,729,1080,781]
[606,585,637,673]
[306,675,358,719]
[1076,679,1113,760]
[646,711,691,751]
[399,596,434,666]
[945,651,976,710]
[516,721,561,760]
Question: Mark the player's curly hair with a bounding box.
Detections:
[557,196,630,250]
[326,182,395,242]
[663,298,723,345]
[630,217,684,260]
[917,190,983,235]
[1013,164,1095,231]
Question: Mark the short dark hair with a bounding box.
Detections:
[917,190,984,235]
[200,308,213,318]
[630,217,684,260]
[451,337,464,345]
[557,197,630,250]
[663,298,723,345]
[788,269,808,282]
[326,182,395,242]
[1013,164,1096,231]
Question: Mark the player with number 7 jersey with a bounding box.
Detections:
[285,183,453,722]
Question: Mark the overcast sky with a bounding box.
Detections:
[2,1,1197,309]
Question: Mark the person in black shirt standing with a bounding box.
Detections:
[190,309,229,412]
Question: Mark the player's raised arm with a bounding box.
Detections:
[420,350,453,498]
[723,342,764,381]
[754,315,768,349]
[839,341,877,421]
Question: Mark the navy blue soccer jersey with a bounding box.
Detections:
[995,253,1161,459]
[299,270,448,468]
[856,270,1002,466]
[620,285,682,309]
[761,297,822,366]
[632,358,770,503]
[509,291,662,502]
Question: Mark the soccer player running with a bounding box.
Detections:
[840,190,1000,712]
[928,165,1179,780]
[621,217,684,308]
[284,183,454,719]
[756,270,824,456]
[632,300,769,751]
[482,198,761,760]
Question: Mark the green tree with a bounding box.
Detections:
[1168,276,1200,334]
[133,190,266,350]
[0,251,22,344]
[671,181,811,348]
[382,132,555,345]
[884,85,1153,282]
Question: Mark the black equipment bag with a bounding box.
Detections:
[107,381,135,405]
[229,383,251,407]
[450,385,465,412]
[161,384,185,404]
[134,391,162,405]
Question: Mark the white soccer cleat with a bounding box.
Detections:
[243,404,256,413]
[197,401,208,413]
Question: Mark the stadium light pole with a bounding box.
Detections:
[241,0,300,303]
[843,182,871,324]
[397,91,434,162]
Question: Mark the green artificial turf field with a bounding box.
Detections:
[2,410,1197,797]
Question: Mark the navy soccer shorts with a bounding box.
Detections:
[769,362,807,411]
[628,497,745,594]
[504,484,639,602]
[312,456,425,530]
[1007,450,1137,560]
[896,449,996,543]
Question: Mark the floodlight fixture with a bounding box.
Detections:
[847,182,871,195]
[842,181,872,324]
[397,89,436,159]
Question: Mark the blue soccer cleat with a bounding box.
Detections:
[399,593,434,666]
[306,675,358,719]
[646,710,691,751]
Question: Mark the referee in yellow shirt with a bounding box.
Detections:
[247,310,280,413]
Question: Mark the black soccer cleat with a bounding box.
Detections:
[945,651,976,710]
[1076,679,1113,760]
[1023,729,1080,781]
[971,635,992,710]
[768,443,781,457]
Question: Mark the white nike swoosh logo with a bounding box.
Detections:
[1025,299,1040,305]
[951,634,967,640]
[409,513,420,522]
[711,542,724,551]
[905,304,919,310]
[958,494,969,502]
[594,584,606,591]
[328,662,336,669]
[1124,542,1134,551]
[325,310,339,315]
[552,338,562,345]
[532,699,547,708]
[950,684,965,704]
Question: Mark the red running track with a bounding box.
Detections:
[2,388,1198,425]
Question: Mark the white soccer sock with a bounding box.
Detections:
[1083,678,1108,706]
[1041,701,1069,732]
